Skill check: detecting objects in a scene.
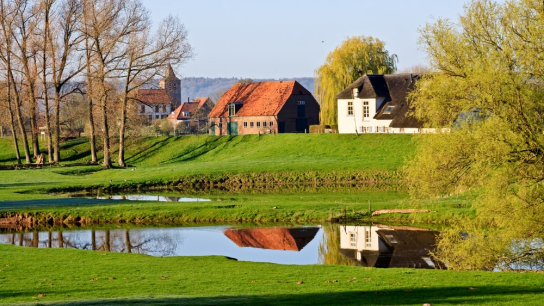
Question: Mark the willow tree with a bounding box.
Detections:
[314,36,397,125]
[406,0,544,270]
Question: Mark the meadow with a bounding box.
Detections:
[1,134,539,306]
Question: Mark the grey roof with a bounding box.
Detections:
[336,74,424,129]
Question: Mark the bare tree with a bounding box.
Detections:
[12,0,41,159]
[82,0,147,168]
[117,13,193,167]
[0,0,32,164]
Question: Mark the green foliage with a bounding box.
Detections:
[407,0,544,269]
[314,36,397,125]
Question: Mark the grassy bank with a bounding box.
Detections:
[1,244,543,305]
[0,134,475,226]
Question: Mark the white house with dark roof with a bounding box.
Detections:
[336,74,423,134]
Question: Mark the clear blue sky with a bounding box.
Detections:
[141,0,470,79]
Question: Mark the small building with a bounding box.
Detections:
[224,227,319,251]
[336,74,423,134]
[135,64,181,123]
[167,97,215,133]
[208,81,320,135]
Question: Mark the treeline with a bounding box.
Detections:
[0,0,193,167]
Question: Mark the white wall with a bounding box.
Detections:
[339,226,388,252]
[338,97,393,134]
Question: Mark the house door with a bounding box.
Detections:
[295,118,308,133]
[278,122,286,133]
[227,122,238,136]
[210,123,215,135]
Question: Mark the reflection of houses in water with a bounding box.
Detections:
[224,227,319,251]
[339,225,442,269]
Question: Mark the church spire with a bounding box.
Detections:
[165,64,179,80]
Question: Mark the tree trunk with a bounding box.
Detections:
[85,38,97,163]
[6,76,21,164]
[125,230,132,253]
[101,94,112,168]
[53,90,61,163]
[118,67,132,167]
[13,87,31,164]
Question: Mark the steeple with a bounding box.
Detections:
[160,64,182,109]
[165,64,180,80]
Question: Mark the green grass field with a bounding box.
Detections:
[1,134,528,306]
[0,134,473,224]
[1,244,543,306]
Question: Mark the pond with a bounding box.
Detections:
[0,224,443,268]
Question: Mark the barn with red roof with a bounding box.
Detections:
[208,80,320,135]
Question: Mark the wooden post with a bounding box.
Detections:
[368,199,371,214]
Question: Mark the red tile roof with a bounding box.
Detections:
[135,89,171,105]
[209,81,311,117]
[223,227,319,251]
[168,97,211,120]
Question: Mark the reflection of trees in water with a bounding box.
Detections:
[0,228,180,257]
[318,224,356,266]
[435,222,544,271]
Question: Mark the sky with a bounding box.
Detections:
[140,0,471,79]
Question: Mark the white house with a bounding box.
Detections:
[337,74,423,134]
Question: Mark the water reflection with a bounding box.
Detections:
[95,195,211,202]
[336,225,443,269]
[0,225,442,267]
[224,227,319,251]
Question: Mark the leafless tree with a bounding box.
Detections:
[117,13,193,166]
[0,0,32,163]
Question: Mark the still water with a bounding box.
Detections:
[0,224,442,268]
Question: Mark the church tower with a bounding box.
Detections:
[160,64,181,110]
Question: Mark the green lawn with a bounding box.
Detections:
[0,244,543,305]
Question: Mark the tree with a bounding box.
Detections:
[117,13,193,167]
[406,0,544,270]
[314,36,397,125]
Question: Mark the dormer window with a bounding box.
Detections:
[383,106,395,114]
[352,88,359,98]
[228,102,242,117]
[183,112,190,117]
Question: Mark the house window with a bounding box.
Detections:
[257,122,261,127]
[365,228,371,243]
[347,101,353,115]
[263,121,267,127]
[228,103,236,116]
[155,106,160,112]
[140,105,145,113]
[218,122,223,129]
[183,112,190,117]
[250,122,254,128]
[383,106,395,114]
[297,101,305,117]
[269,121,274,126]
[244,122,248,128]
[162,105,167,112]
[148,115,152,121]
[380,126,385,133]
[368,126,373,133]
[400,128,405,133]
[363,101,369,119]
[350,233,356,247]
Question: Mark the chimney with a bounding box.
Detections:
[187,97,190,103]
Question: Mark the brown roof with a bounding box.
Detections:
[168,97,211,120]
[336,74,424,129]
[209,81,312,117]
[136,89,171,105]
[224,227,319,251]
